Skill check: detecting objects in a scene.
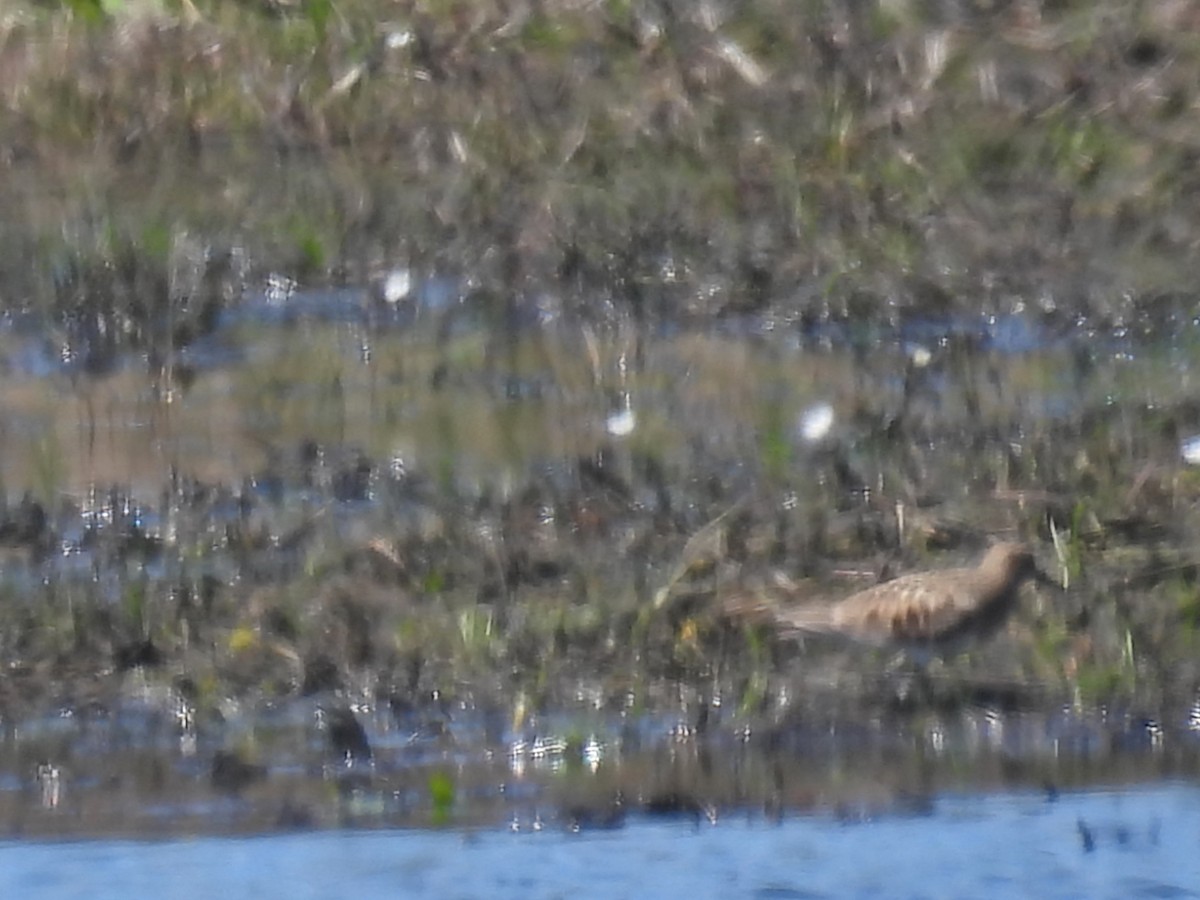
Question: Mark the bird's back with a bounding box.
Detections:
[774,559,1025,649]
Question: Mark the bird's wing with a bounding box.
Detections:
[827,571,974,643]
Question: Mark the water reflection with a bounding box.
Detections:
[1,279,1200,851]
[3,280,1194,500]
[1,785,1196,900]
[0,694,1198,842]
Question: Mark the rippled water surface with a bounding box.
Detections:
[5,784,1197,900]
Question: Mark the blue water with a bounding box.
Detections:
[4,784,1197,899]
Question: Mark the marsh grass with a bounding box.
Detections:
[1,0,1200,733]
[1,0,1198,332]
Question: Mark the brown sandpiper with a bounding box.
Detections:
[748,542,1049,664]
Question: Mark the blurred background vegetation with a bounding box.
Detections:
[1,0,1197,326]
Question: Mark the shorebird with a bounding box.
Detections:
[738,542,1047,663]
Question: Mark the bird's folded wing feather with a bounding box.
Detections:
[828,573,974,641]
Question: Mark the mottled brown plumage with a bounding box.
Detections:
[767,543,1040,660]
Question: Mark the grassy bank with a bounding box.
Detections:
[1,1,1197,326]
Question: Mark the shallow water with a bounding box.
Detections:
[4,783,1197,900]
[1,275,1200,867]
[0,279,1194,498]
